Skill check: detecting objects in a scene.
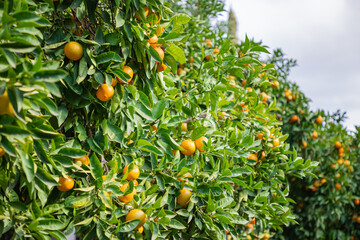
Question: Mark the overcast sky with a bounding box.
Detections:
[219,0,360,131]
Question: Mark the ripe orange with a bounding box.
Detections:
[356,216,360,224]
[311,187,317,192]
[154,47,164,62]
[320,178,327,185]
[205,39,212,47]
[177,188,192,206]
[126,209,146,230]
[195,137,208,151]
[122,66,134,83]
[213,48,220,54]
[64,41,83,61]
[263,233,270,239]
[260,151,266,160]
[241,80,246,86]
[74,154,90,166]
[337,158,344,165]
[247,87,253,92]
[330,164,336,169]
[256,132,264,140]
[180,139,195,156]
[273,138,280,148]
[336,173,340,178]
[302,141,307,148]
[118,182,136,203]
[57,175,74,191]
[135,7,149,20]
[138,226,144,234]
[272,80,279,88]
[0,147,5,157]
[338,147,344,156]
[315,115,323,124]
[177,68,183,75]
[247,153,258,161]
[354,199,360,205]
[180,123,188,132]
[250,218,256,224]
[0,91,15,116]
[334,141,342,149]
[344,159,350,166]
[156,63,167,72]
[334,183,341,190]
[148,35,158,44]
[312,131,318,139]
[177,172,192,182]
[313,181,320,188]
[245,223,254,232]
[205,55,211,61]
[288,115,298,124]
[189,57,195,63]
[111,78,118,87]
[123,164,140,180]
[96,84,114,101]
[259,92,267,103]
[151,124,157,131]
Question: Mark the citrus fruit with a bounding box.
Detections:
[176,188,191,207]
[111,78,118,87]
[315,115,323,124]
[302,141,307,148]
[205,39,212,47]
[195,137,208,151]
[180,139,196,155]
[354,199,360,205]
[312,131,318,139]
[57,175,74,191]
[74,154,90,166]
[126,209,146,230]
[177,68,183,75]
[177,172,192,182]
[273,138,280,148]
[213,48,220,54]
[118,182,136,203]
[263,233,270,239]
[334,141,342,149]
[0,91,15,116]
[320,179,327,185]
[122,66,134,83]
[148,34,158,44]
[0,147,5,157]
[123,164,140,180]
[288,115,298,124]
[335,183,341,190]
[156,63,167,72]
[135,6,149,20]
[96,84,114,101]
[247,153,258,161]
[138,226,144,234]
[64,41,83,61]
[272,80,279,88]
[154,47,164,62]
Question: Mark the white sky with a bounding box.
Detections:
[219,0,360,131]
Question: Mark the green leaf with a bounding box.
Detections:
[219,39,231,54]
[57,148,87,158]
[18,150,35,182]
[37,219,66,231]
[0,125,30,139]
[118,220,140,232]
[13,11,41,22]
[191,126,207,140]
[152,99,168,119]
[90,154,103,180]
[167,43,186,64]
[31,70,68,82]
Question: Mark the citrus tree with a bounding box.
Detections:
[261,50,360,240]
[0,0,314,239]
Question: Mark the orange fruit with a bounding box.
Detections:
[337,158,344,165]
[128,139,134,145]
[189,57,195,63]
[336,173,341,178]
[138,226,144,234]
[225,230,229,234]
[205,55,211,61]
[250,218,256,224]
[177,172,192,182]
[256,132,264,140]
[148,12,161,24]
[195,137,208,151]
[313,181,320,188]
[64,41,83,61]
[74,154,90,166]
[180,139,195,155]
[344,159,350,166]
[247,87,253,92]
[213,48,220,54]
[156,63,167,72]
[260,151,266,160]
[245,223,254,232]
[96,84,114,101]
[122,66,134,83]
[272,80,279,88]
[312,131,318,139]
[259,92,267,103]
[135,6,149,20]
[320,178,327,185]
[241,80,246,86]
[57,175,74,191]
[288,115,298,124]
[177,68,183,75]
[315,115,323,124]
[123,164,140,180]
[0,91,15,116]
[338,147,344,156]
[302,141,307,148]
[311,187,317,192]
[118,182,136,203]
[126,209,146,230]
[263,233,270,239]
[148,35,158,44]
[229,79,236,87]
[205,39,212,47]
[330,164,336,169]
[156,26,164,36]
[354,199,360,205]
[247,153,258,161]
[151,124,157,131]
[154,47,164,62]
[273,138,280,148]
[176,188,191,207]
[335,183,341,190]
[111,78,118,87]
[357,216,360,224]
[334,141,342,149]
[0,147,5,157]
